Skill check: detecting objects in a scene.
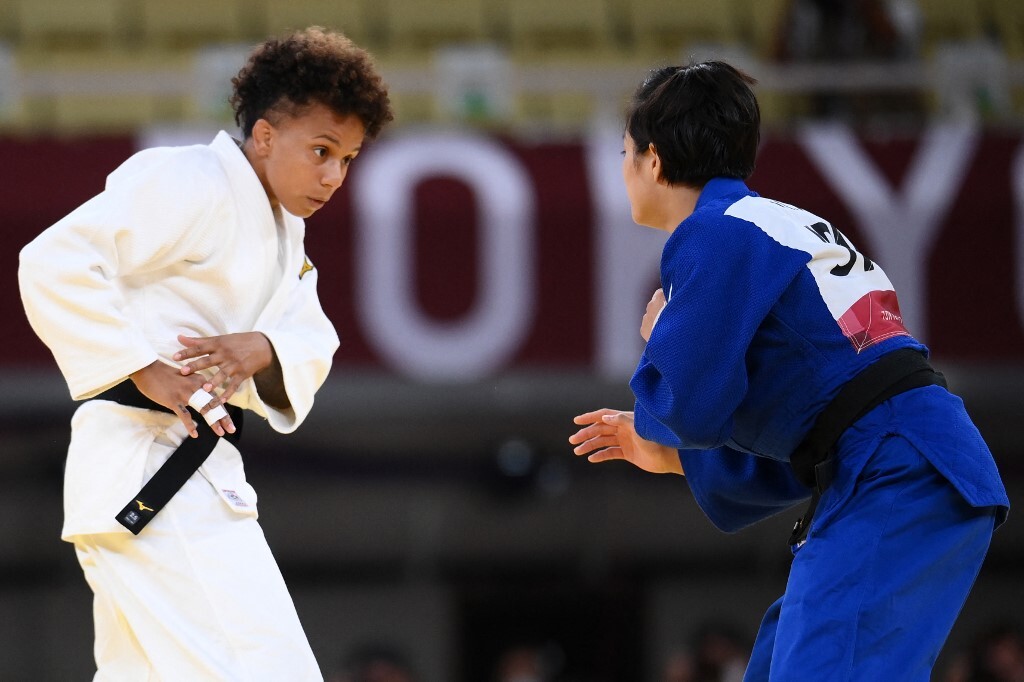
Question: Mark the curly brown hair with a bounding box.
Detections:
[230,26,393,140]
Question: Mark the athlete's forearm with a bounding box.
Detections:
[254,339,290,409]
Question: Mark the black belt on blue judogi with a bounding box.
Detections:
[91,381,243,535]
[787,348,947,546]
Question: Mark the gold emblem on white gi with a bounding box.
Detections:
[187,387,229,426]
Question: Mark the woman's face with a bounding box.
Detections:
[249,102,365,219]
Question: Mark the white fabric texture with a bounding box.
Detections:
[17,131,339,675]
[18,131,340,538]
[73,471,322,682]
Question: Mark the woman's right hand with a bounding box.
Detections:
[130,361,235,438]
[569,408,683,475]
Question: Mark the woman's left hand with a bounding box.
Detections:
[641,288,667,341]
[173,332,273,404]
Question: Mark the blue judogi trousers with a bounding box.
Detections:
[743,434,997,681]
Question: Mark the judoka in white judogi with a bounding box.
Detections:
[19,131,338,680]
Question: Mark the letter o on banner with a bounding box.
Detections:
[352,131,537,381]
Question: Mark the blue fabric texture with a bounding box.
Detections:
[627,177,1009,678]
[630,178,1008,533]
[743,436,995,681]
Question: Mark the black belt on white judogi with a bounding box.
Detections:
[787,348,947,546]
[91,381,243,535]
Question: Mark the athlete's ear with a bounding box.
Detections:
[648,143,666,184]
[250,118,275,156]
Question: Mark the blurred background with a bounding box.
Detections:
[2,0,1024,680]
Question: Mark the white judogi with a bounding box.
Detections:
[19,132,338,681]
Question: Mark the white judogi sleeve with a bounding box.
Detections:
[248,254,339,434]
[19,149,222,399]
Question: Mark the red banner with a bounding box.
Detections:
[5,124,1023,380]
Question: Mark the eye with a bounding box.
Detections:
[313,147,328,158]
[342,154,357,166]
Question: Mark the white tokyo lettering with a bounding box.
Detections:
[352,132,537,381]
[798,122,978,341]
[1014,141,1024,336]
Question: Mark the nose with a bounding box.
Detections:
[322,160,345,191]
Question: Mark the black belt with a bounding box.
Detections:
[92,380,243,535]
[787,348,946,546]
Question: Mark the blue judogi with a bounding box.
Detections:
[630,178,1009,680]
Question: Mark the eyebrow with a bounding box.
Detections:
[314,134,361,153]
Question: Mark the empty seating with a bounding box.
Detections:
[16,0,127,50]
[0,0,18,43]
[625,0,741,58]
[16,49,192,133]
[504,0,616,58]
[136,0,244,49]
[915,0,984,54]
[735,0,793,60]
[383,0,490,56]
[263,0,374,46]
[985,0,1024,57]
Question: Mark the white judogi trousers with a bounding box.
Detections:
[72,472,322,682]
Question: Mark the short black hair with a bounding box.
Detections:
[231,26,393,140]
[626,61,760,187]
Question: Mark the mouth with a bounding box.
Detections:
[308,197,328,210]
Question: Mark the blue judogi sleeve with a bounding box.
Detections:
[679,446,811,533]
[630,199,809,449]
[630,182,814,529]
